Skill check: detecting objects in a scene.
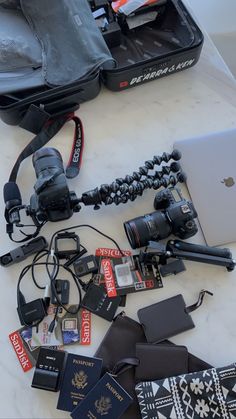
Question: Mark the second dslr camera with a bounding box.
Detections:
[124,187,198,249]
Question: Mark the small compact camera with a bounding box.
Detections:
[124,187,198,249]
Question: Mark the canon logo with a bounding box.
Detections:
[72,137,82,163]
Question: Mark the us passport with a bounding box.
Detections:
[71,372,133,419]
[57,353,103,412]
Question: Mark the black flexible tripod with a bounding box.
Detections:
[79,150,186,209]
[140,240,236,273]
[4,149,186,242]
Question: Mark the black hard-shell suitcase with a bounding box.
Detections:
[102,0,203,91]
[0,0,203,134]
[0,73,101,133]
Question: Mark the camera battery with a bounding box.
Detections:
[51,280,70,305]
[160,260,186,277]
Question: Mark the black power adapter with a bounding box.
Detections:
[17,298,47,326]
[17,285,50,327]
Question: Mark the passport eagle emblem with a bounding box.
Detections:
[72,371,88,390]
[95,396,112,415]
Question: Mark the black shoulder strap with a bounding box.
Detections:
[111,358,140,377]
[9,113,84,182]
[186,290,213,314]
[6,113,84,243]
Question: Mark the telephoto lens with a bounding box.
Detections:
[30,147,78,222]
[124,187,198,249]
[33,147,64,177]
[124,211,172,249]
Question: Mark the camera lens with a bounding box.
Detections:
[33,147,64,178]
[124,211,172,249]
[31,147,71,222]
[1,255,12,266]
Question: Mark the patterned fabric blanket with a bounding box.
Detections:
[136,364,236,419]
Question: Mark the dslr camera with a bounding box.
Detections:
[28,148,81,222]
[4,147,81,236]
[124,187,198,249]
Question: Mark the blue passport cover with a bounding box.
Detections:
[57,353,103,412]
[71,372,133,419]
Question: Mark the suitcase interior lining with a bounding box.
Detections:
[110,1,197,69]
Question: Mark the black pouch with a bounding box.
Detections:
[95,313,147,419]
[95,313,147,373]
[95,313,146,419]
[95,312,212,419]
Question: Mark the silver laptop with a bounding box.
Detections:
[174,128,236,246]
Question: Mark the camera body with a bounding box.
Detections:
[124,187,198,249]
[28,148,80,223]
[154,187,198,239]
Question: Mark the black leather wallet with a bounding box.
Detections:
[135,343,188,382]
[138,294,195,343]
